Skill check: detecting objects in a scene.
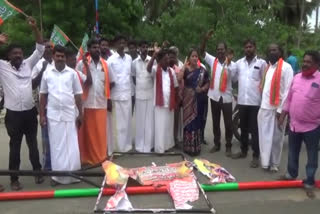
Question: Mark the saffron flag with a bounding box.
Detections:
[76,33,89,62]
[0,0,22,25]
[50,25,70,47]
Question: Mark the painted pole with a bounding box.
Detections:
[0,180,319,201]
[95,0,99,34]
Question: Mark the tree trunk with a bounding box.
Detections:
[297,0,305,49]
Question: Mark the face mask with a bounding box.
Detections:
[301,67,318,77]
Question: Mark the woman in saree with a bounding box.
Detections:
[179,48,209,156]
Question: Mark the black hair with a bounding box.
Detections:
[43,39,50,43]
[53,45,66,54]
[167,48,177,56]
[99,37,109,44]
[156,49,169,62]
[113,34,127,43]
[243,39,256,47]
[7,44,23,55]
[216,42,227,50]
[65,48,76,58]
[227,48,234,55]
[139,40,149,46]
[187,47,199,59]
[304,50,320,65]
[87,39,99,48]
[128,40,137,47]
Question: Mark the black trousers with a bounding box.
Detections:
[5,107,42,182]
[210,98,233,148]
[238,105,260,158]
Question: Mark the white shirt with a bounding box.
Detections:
[151,65,178,108]
[204,52,235,103]
[132,55,154,100]
[76,58,113,109]
[261,60,294,113]
[0,43,45,111]
[230,56,267,106]
[107,52,132,101]
[31,58,52,79]
[40,65,83,122]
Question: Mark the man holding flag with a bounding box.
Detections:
[0,17,44,190]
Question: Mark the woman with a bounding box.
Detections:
[179,48,209,156]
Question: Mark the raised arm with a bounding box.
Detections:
[147,44,160,73]
[27,17,43,44]
[200,29,214,58]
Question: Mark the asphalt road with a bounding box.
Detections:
[0,105,319,214]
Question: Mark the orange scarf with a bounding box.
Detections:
[260,58,283,106]
[155,65,176,111]
[209,58,228,92]
[82,56,110,100]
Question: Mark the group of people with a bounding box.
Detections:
[0,19,319,198]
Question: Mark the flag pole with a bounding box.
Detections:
[38,0,43,37]
[95,0,99,35]
[5,0,29,18]
[69,39,79,51]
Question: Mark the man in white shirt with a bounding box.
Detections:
[77,39,114,165]
[31,39,53,171]
[0,17,44,190]
[107,35,133,153]
[132,40,154,152]
[229,39,267,168]
[147,49,179,153]
[100,38,113,60]
[127,40,138,115]
[200,30,234,157]
[258,43,293,172]
[40,45,82,185]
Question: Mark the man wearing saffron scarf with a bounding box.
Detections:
[258,43,293,172]
[147,48,179,153]
[76,39,114,165]
[200,29,234,157]
[229,39,267,168]
[107,35,133,153]
[278,50,320,199]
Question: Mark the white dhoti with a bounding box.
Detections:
[112,99,132,152]
[135,99,155,152]
[154,106,175,153]
[258,109,285,168]
[48,119,81,184]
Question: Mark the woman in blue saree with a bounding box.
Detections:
[179,48,209,156]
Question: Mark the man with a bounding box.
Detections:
[168,47,183,146]
[77,39,114,165]
[229,39,267,168]
[286,50,299,75]
[278,50,320,198]
[128,39,138,114]
[107,35,133,153]
[31,39,53,171]
[100,38,113,60]
[0,17,44,190]
[39,45,82,185]
[258,43,293,172]
[147,48,179,153]
[132,41,154,152]
[200,29,234,157]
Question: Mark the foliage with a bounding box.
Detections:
[0,0,319,62]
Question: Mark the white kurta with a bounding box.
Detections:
[155,107,175,153]
[258,109,285,168]
[48,119,81,184]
